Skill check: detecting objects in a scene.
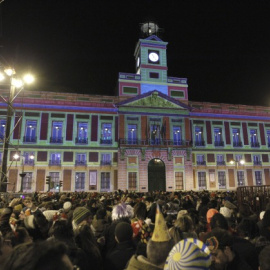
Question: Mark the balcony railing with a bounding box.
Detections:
[214,141,224,147]
[49,160,61,166]
[75,160,87,166]
[119,138,190,147]
[195,140,205,147]
[233,141,243,147]
[24,159,35,166]
[253,160,262,166]
[100,161,111,166]
[100,139,112,145]
[197,161,206,165]
[251,142,260,148]
[50,137,63,143]
[217,161,226,166]
[23,136,37,143]
[75,137,88,144]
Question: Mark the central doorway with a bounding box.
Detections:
[148,158,166,191]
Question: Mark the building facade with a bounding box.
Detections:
[1,34,270,193]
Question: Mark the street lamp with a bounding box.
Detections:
[230,159,245,167]
[0,68,34,192]
[13,153,35,192]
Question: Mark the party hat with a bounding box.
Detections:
[151,204,171,242]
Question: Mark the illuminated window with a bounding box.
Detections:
[128,124,137,144]
[175,172,183,190]
[197,154,206,165]
[255,171,262,186]
[214,127,224,146]
[128,172,137,190]
[24,120,37,143]
[49,172,60,190]
[51,121,63,143]
[173,126,182,145]
[23,172,32,191]
[237,171,245,186]
[217,154,225,165]
[101,123,112,144]
[50,153,61,166]
[195,126,204,146]
[198,172,206,190]
[218,171,226,189]
[76,122,88,144]
[151,123,161,145]
[101,172,110,192]
[0,119,6,140]
[75,172,85,191]
[101,153,111,166]
[75,153,87,166]
[232,128,242,147]
[250,129,260,147]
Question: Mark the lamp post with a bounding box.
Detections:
[230,159,245,168]
[0,69,34,192]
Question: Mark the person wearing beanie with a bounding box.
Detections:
[126,204,174,270]
[72,207,92,230]
[104,222,135,270]
[164,238,211,270]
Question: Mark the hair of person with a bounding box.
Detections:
[206,228,233,251]
[5,227,31,248]
[259,245,270,270]
[96,208,107,220]
[175,214,194,232]
[262,210,270,227]
[146,238,175,265]
[133,202,147,220]
[145,197,154,203]
[51,219,74,241]
[210,213,229,230]
[2,241,73,270]
[237,218,259,240]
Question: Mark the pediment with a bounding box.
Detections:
[144,35,163,42]
[117,91,191,111]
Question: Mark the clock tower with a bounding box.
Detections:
[134,22,169,95]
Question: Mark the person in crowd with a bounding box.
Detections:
[91,208,110,239]
[105,222,135,270]
[164,238,211,270]
[259,245,270,270]
[72,206,92,230]
[131,202,147,240]
[145,196,156,223]
[5,227,32,247]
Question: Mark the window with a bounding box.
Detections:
[198,172,206,190]
[151,123,161,145]
[237,171,245,186]
[50,153,61,166]
[101,153,111,166]
[195,126,204,146]
[23,152,34,165]
[250,129,260,147]
[76,122,88,144]
[255,171,262,186]
[214,127,224,146]
[75,172,85,191]
[216,154,225,165]
[173,126,182,145]
[218,171,226,189]
[0,119,6,141]
[149,72,159,79]
[232,128,242,147]
[101,123,112,144]
[197,154,206,165]
[101,172,110,192]
[235,154,243,162]
[175,172,183,190]
[267,130,270,147]
[76,153,87,166]
[24,120,37,143]
[23,172,32,191]
[128,172,137,190]
[128,124,137,144]
[51,121,63,143]
[49,172,60,190]
[0,152,2,163]
[253,155,261,166]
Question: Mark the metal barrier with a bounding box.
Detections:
[237,185,270,214]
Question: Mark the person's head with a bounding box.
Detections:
[205,228,234,270]
[96,208,107,220]
[262,210,270,228]
[72,207,92,229]
[145,197,154,210]
[237,218,259,240]
[115,222,133,243]
[164,238,211,270]
[259,245,270,270]
[111,203,134,221]
[206,209,219,224]
[175,214,194,232]
[133,202,147,220]
[210,213,229,231]
[51,219,74,241]
[2,241,75,270]
[5,227,32,247]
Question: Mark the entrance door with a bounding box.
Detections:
[148,158,166,191]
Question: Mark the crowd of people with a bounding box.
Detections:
[0,190,270,269]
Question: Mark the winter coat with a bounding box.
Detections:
[126,255,163,270]
[105,241,135,270]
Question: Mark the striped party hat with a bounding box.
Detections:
[164,238,211,270]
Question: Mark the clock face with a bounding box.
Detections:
[149,52,159,62]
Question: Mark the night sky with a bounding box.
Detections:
[1,1,270,106]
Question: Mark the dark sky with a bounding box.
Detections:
[1,0,270,106]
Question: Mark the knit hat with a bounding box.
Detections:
[72,207,91,225]
[164,238,211,270]
[151,204,171,242]
[206,209,218,223]
[115,222,133,242]
[63,201,72,212]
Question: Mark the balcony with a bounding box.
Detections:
[251,142,260,148]
[119,138,190,147]
[253,160,262,166]
[195,140,205,147]
[233,141,243,147]
[49,160,61,166]
[214,141,224,147]
[50,137,63,144]
[100,139,112,145]
[75,160,87,166]
[197,161,206,166]
[217,161,226,166]
[23,136,37,143]
[75,137,88,144]
[100,160,111,166]
[24,159,35,166]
